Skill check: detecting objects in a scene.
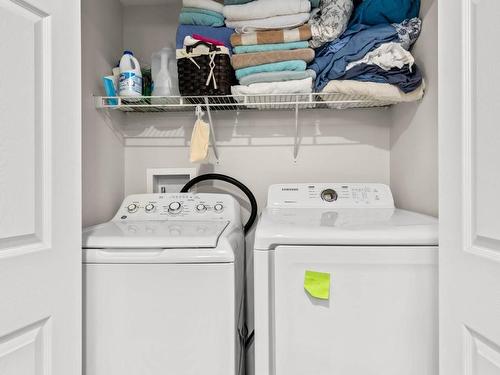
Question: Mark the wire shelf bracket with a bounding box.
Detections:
[203,97,219,162]
[293,102,300,162]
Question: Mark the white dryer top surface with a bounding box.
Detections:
[255,207,438,249]
[254,183,438,249]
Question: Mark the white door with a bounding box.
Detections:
[439,0,500,374]
[0,0,81,374]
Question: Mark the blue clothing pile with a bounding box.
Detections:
[309,0,424,96]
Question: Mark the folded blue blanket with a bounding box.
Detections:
[233,41,309,54]
[179,9,225,26]
[235,60,307,80]
[239,69,316,86]
[176,25,235,50]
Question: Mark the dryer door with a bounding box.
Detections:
[273,245,438,375]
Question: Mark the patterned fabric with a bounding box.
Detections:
[230,25,312,46]
[309,0,354,49]
[393,17,422,49]
[231,48,315,69]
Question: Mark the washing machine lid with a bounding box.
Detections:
[82,220,229,249]
[254,208,439,249]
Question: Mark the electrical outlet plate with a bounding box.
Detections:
[146,168,198,194]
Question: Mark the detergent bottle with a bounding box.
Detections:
[119,50,142,97]
[152,47,178,96]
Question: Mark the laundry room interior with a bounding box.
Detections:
[81,0,439,374]
[82,0,438,227]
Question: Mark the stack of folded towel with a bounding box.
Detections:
[223,0,311,33]
[224,0,316,96]
[176,0,234,61]
[179,0,226,27]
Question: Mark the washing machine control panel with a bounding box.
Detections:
[113,193,239,221]
[268,183,395,208]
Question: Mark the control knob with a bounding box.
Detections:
[168,201,182,214]
[145,203,155,213]
[321,189,338,202]
[127,203,138,213]
[196,204,207,212]
[214,203,224,212]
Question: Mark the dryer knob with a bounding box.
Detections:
[196,204,207,212]
[168,201,182,213]
[127,203,138,213]
[145,203,155,213]
[214,203,224,212]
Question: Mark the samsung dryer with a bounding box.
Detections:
[253,183,438,375]
[82,193,245,375]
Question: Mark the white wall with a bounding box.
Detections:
[123,4,181,65]
[123,109,392,210]
[82,0,125,227]
[390,0,438,217]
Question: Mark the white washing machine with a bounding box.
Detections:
[82,193,245,375]
[253,183,439,375]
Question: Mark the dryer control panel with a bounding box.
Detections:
[111,193,241,222]
[268,183,395,208]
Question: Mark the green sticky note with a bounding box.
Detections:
[304,270,330,300]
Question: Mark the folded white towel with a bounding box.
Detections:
[231,77,313,108]
[321,80,424,102]
[226,12,311,33]
[231,77,313,95]
[183,0,224,14]
[223,0,310,21]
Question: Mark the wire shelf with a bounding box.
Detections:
[94,93,408,161]
[95,93,399,112]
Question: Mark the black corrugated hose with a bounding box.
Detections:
[180,173,257,350]
[180,173,258,235]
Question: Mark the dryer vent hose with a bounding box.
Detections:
[180,173,258,235]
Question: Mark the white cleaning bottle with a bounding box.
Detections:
[152,48,173,97]
[119,50,142,97]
